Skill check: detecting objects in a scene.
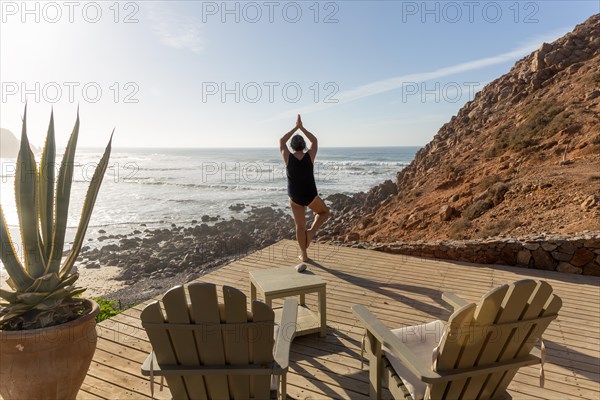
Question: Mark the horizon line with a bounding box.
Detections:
[75,145,425,150]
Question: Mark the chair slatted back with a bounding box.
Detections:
[190,283,230,399]
[140,283,275,400]
[430,280,561,400]
[488,287,562,398]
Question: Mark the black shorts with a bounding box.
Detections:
[290,194,317,207]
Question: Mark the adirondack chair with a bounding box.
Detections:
[352,280,562,400]
[140,283,298,400]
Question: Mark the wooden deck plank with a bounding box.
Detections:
[78,240,600,400]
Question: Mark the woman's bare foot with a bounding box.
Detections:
[298,254,309,262]
[305,228,316,248]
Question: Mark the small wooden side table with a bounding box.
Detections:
[250,267,326,337]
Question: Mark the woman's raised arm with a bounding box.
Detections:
[298,115,318,161]
[279,125,298,163]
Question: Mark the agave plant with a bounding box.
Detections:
[0,106,112,330]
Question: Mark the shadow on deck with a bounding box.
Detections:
[78,240,600,400]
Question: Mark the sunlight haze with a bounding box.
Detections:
[1,1,598,148]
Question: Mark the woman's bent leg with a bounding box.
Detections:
[290,199,309,261]
[306,196,330,247]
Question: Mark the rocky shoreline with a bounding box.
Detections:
[77,205,295,306]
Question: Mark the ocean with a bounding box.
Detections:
[0,147,419,230]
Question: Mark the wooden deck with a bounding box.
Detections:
[78,240,600,399]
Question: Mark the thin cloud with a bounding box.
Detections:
[265,27,570,122]
[146,4,204,54]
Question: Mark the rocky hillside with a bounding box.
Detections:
[324,14,600,243]
[0,128,41,158]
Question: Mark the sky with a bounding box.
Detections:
[0,1,598,148]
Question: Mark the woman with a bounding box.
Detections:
[280,115,329,262]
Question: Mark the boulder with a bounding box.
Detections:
[541,242,558,251]
[523,243,540,251]
[583,263,600,276]
[439,205,455,221]
[551,251,572,262]
[531,248,556,270]
[581,195,598,210]
[345,232,360,242]
[364,180,398,211]
[229,203,246,212]
[586,90,600,100]
[571,248,594,267]
[558,242,577,255]
[516,250,531,266]
[556,262,582,274]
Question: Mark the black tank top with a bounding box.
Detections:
[286,153,318,206]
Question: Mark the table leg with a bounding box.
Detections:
[250,282,257,302]
[299,293,305,306]
[318,287,326,337]
[264,295,272,308]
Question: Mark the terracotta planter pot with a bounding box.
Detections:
[0,299,100,400]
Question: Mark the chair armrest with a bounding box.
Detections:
[274,299,298,370]
[352,305,542,384]
[351,305,441,382]
[141,352,159,376]
[442,292,469,310]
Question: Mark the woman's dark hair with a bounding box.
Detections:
[290,135,306,151]
[290,135,306,152]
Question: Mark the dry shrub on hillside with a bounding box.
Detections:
[448,218,472,239]
[464,182,510,221]
[474,219,522,239]
[479,174,501,190]
[487,101,569,156]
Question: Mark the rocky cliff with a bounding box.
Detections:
[0,127,41,158]
[328,14,600,244]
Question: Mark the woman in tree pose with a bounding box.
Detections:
[280,115,330,262]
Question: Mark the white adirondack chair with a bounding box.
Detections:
[352,280,561,399]
[141,283,298,400]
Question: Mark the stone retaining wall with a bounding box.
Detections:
[364,232,600,276]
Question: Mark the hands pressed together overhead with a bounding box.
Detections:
[280,113,318,161]
[296,114,303,129]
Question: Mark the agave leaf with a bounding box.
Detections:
[18,288,84,309]
[6,278,16,290]
[24,272,61,293]
[39,110,56,263]
[68,287,86,297]
[0,288,18,303]
[46,286,85,300]
[15,106,46,278]
[0,204,34,290]
[30,299,63,312]
[60,131,113,278]
[16,291,52,305]
[55,272,79,290]
[0,303,33,322]
[48,111,80,273]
